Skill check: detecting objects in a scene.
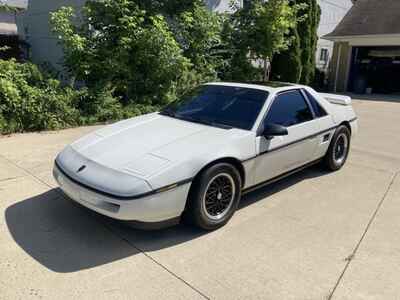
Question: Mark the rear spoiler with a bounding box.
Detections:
[320,93,352,106]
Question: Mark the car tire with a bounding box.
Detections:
[323,125,351,171]
[184,163,242,231]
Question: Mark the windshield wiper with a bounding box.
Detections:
[177,115,233,129]
[159,109,176,118]
[208,122,233,129]
[160,111,232,129]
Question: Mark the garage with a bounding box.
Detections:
[348,46,400,94]
[323,0,400,94]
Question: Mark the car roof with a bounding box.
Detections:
[205,81,299,92]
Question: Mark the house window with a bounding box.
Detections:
[320,48,329,62]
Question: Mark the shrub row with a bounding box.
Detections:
[0,59,157,134]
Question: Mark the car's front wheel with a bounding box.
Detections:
[185,163,242,230]
[324,125,351,171]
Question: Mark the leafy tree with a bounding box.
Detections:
[171,3,224,81]
[271,27,302,83]
[50,0,225,106]
[0,59,81,133]
[224,0,305,81]
[298,0,321,84]
[51,2,189,105]
[135,0,202,16]
[272,0,321,84]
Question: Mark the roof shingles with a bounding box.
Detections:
[0,0,28,9]
[325,0,400,37]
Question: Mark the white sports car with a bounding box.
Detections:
[53,82,358,230]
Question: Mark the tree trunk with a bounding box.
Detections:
[263,58,271,81]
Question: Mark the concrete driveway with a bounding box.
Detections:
[1,98,400,299]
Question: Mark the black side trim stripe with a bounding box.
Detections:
[54,160,193,201]
[242,125,338,163]
[261,125,339,155]
[242,158,322,194]
[242,117,357,163]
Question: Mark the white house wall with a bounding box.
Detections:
[16,0,86,72]
[317,0,353,70]
[205,0,239,13]
[0,10,18,35]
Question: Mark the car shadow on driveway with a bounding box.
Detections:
[5,166,328,273]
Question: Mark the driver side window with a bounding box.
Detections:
[264,90,314,127]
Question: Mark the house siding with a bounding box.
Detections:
[316,0,353,71]
[0,10,18,35]
[16,0,86,71]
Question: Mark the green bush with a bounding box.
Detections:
[50,0,227,105]
[0,59,80,133]
[0,1,319,134]
[273,0,320,85]
[0,59,159,134]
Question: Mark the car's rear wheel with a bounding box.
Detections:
[185,163,242,230]
[324,125,351,171]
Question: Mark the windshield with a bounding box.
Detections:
[160,85,269,130]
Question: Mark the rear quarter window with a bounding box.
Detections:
[303,90,328,118]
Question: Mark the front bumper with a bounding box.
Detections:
[53,165,191,223]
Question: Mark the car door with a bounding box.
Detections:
[253,89,320,185]
[302,88,337,161]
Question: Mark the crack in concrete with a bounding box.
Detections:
[0,176,21,183]
[328,170,400,300]
[0,154,54,190]
[348,161,396,174]
[99,221,211,300]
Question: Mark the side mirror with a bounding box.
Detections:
[260,123,288,139]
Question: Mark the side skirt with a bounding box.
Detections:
[242,158,323,195]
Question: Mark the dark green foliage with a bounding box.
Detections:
[51,2,190,105]
[0,59,154,133]
[218,12,260,81]
[223,0,303,81]
[1,0,226,134]
[0,59,80,133]
[50,0,225,106]
[272,0,321,84]
[299,0,321,85]
[0,0,313,134]
[136,0,202,15]
[311,67,327,91]
[271,27,302,83]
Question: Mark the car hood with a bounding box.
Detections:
[68,113,237,177]
[56,112,254,196]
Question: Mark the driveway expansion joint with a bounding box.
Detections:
[328,171,400,300]
[0,152,210,299]
[348,161,399,175]
[99,221,211,300]
[0,154,54,190]
[0,176,22,183]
